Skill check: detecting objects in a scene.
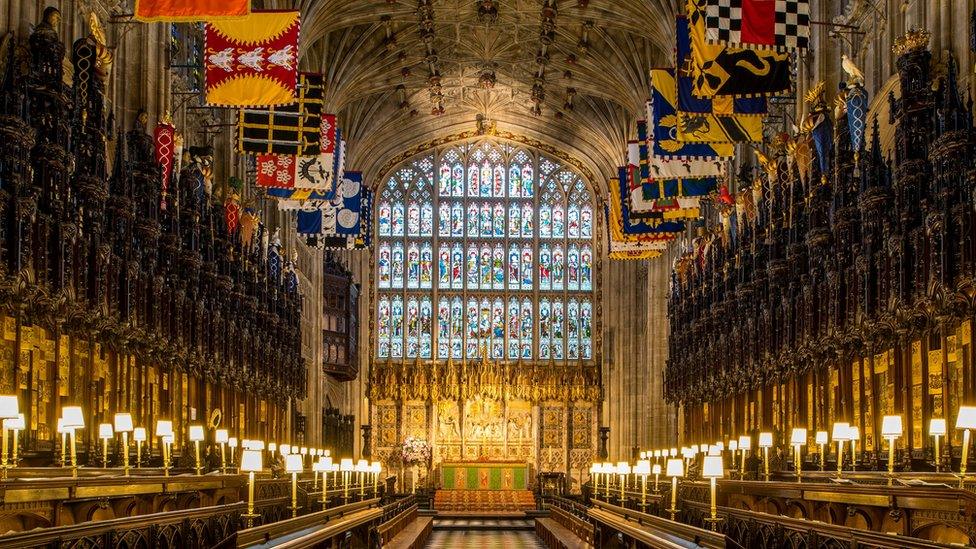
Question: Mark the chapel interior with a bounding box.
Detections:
[0,0,974,548]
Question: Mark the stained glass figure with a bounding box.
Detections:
[468,163,480,196]
[508,244,521,290]
[509,164,521,197]
[568,299,580,359]
[451,202,464,236]
[539,299,551,359]
[378,244,391,288]
[466,245,479,289]
[492,245,505,290]
[480,163,492,196]
[452,164,464,196]
[581,245,593,291]
[521,246,533,288]
[540,207,552,238]
[581,300,592,359]
[466,204,479,236]
[567,244,580,291]
[508,298,520,359]
[451,243,464,289]
[392,203,404,236]
[522,164,534,197]
[439,164,451,196]
[552,205,565,238]
[407,202,420,237]
[508,204,521,237]
[378,297,391,358]
[420,203,433,236]
[466,298,479,357]
[479,298,491,351]
[392,243,404,287]
[480,203,492,237]
[391,296,404,357]
[568,204,580,238]
[552,245,564,291]
[493,203,505,237]
[520,298,533,358]
[539,244,552,290]
[406,297,419,358]
[437,298,450,358]
[480,245,492,288]
[522,203,533,237]
[552,300,564,359]
[493,165,505,197]
[451,297,464,358]
[420,243,433,289]
[438,203,450,236]
[407,243,420,289]
[379,202,391,236]
[581,205,592,238]
[420,298,432,358]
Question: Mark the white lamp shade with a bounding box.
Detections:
[324,457,333,469]
[831,422,850,440]
[3,413,24,430]
[929,418,947,436]
[881,415,903,437]
[848,425,860,441]
[285,453,303,473]
[698,444,708,453]
[790,428,807,446]
[957,406,976,430]
[707,445,721,456]
[114,413,133,432]
[589,463,598,474]
[633,460,651,475]
[639,452,647,459]
[155,420,173,437]
[62,406,85,429]
[300,446,308,455]
[340,458,354,471]
[162,434,174,444]
[738,435,751,450]
[759,432,773,447]
[313,458,326,471]
[56,418,66,434]
[669,448,677,457]
[652,463,662,475]
[240,450,263,472]
[269,442,278,452]
[616,461,631,475]
[371,462,382,473]
[228,437,239,448]
[245,440,265,451]
[357,458,369,470]
[189,425,205,442]
[715,441,725,451]
[666,458,684,478]
[324,450,331,457]
[215,429,228,443]
[0,395,19,419]
[280,444,291,455]
[702,455,724,478]
[728,440,738,451]
[815,431,828,445]
[98,423,113,439]
[133,427,147,442]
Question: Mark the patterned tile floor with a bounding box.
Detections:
[424,529,544,548]
[433,518,534,529]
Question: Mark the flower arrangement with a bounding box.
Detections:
[401,436,431,466]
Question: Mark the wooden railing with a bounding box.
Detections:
[590,499,725,549]
[236,497,381,547]
[374,496,419,546]
[0,501,246,549]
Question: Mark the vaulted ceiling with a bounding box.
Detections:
[280,0,679,197]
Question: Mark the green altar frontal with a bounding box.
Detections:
[439,462,529,490]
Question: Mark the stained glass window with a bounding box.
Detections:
[376,142,595,362]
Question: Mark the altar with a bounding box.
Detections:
[439,461,529,491]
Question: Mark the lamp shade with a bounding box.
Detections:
[957,406,976,430]
[371,461,382,474]
[228,437,238,449]
[715,441,725,451]
[300,446,308,455]
[215,429,228,443]
[62,406,85,429]
[738,435,751,450]
[929,418,947,437]
[707,445,721,456]
[155,420,173,437]
[616,461,631,475]
[728,440,738,452]
[633,460,651,475]
[702,455,724,478]
[759,432,773,448]
[589,463,598,474]
[698,444,708,453]
[3,413,24,430]
[652,463,662,475]
[0,395,19,419]
[313,458,326,472]
[831,422,850,440]
[269,442,278,453]
[285,453,303,473]
[324,457,333,469]
[357,458,369,472]
[280,443,291,455]
[133,427,147,442]
[162,434,174,444]
[669,448,677,457]
[188,425,205,442]
[324,450,331,457]
[240,449,263,472]
[848,425,860,441]
[340,458,354,472]
[639,451,647,459]
[666,458,684,478]
[815,431,828,445]
[881,415,903,437]
[98,423,113,439]
[114,413,133,433]
[56,418,67,434]
[790,428,807,446]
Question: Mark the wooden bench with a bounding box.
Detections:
[383,516,433,549]
[536,517,592,549]
[550,505,595,545]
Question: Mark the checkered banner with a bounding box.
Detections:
[704,0,810,51]
[237,72,324,155]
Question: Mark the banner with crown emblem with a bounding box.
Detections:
[205,11,300,107]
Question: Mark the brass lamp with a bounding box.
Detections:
[98,423,113,468]
[0,395,20,479]
[285,453,303,518]
[728,440,738,472]
[652,463,662,493]
[357,459,369,498]
[602,462,612,498]
[215,429,228,474]
[588,463,599,498]
[881,415,903,485]
[702,455,724,530]
[633,459,650,510]
[371,461,382,495]
[280,443,291,456]
[758,432,773,481]
[312,457,326,493]
[831,422,850,477]
[737,435,751,480]
[133,427,146,468]
[340,458,354,502]
[322,457,334,507]
[269,442,278,459]
[57,418,68,466]
[956,405,976,486]
[62,406,85,476]
[790,428,807,483]
[929,418,946,472]
[240,449,263,527]
[814,431,828,471]
[3,413,24,470]
[848,425,860,470]
[156,420,173,476]
[114,413,133,476]
[616,461,631,502]
[665,458,684,520]
[189,425,205,475]
[228,437,239,469]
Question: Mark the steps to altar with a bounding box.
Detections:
[433,489,536,513]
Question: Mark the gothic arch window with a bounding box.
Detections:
[375,140,595,362]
